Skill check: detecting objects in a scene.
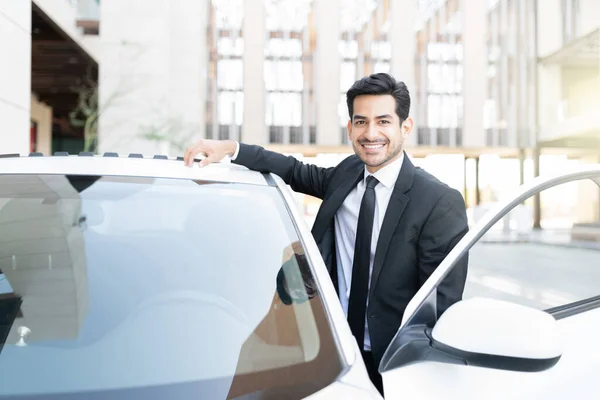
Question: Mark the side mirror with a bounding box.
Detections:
[431,297,562,372]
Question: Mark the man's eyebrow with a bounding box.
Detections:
[375,114,393,119]
[353,115,367,120]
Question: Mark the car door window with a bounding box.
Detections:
[463,177,600,313]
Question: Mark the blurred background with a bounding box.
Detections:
[0,0,599,232]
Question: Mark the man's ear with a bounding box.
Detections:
[347,120,352,140]
[402,117,414,138]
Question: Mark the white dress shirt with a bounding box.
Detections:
[334,153,404,351]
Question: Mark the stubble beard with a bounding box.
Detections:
[355,141,404,170]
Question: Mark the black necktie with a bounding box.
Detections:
[347,175,379,349]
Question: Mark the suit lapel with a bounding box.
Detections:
[370,154,415,295]
[311,165,364,244]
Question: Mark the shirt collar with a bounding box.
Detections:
[363,152,404,189]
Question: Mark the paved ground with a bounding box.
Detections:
[480,228,600,251]
[465,241,600,310]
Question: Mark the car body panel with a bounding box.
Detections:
[381,164,600,399]
[382,307,600,400]
[0,155,266,186]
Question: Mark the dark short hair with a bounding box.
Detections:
[346,73,410,124]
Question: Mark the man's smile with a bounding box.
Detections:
[361,142,386,153]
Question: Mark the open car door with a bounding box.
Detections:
[379,165,600,400]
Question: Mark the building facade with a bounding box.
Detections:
[97,0,597,158]
[1,0,597,206]
[0,0,99,155]
[1,1,33,154]
[86,0,594,227]
[97,0,417,155]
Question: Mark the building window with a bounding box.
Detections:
[207,0,244,140]
[264,0,312,145]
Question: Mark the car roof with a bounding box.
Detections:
[0,153,270,186]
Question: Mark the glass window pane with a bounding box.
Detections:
[264,61,303,91]
[0,174,345,397]
[214,0,243,30]
[464,177,600,310]
[217,59,242,90]
[373,41,391,60]
[428,64,442,92]
[218,92,235,124]
[338,40,358,59]
[340,62,356,91]
[217,38,244,57]
[265,0,312,31]
[265,38,302,58]
[373,62,390,74]
[266,93,302,126]
[428,94,441,127]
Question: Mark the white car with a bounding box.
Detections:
[0,152,598,400]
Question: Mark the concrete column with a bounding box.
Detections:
[302,26,312,144]
[536,0,562,58]
[463,157,469,206]
[243,0,266,145]
[462,0,487,147]
[98,0,171,155]
[519,148,526,185]
[533,146,541,228]
[168,0,208,147]
[390,0,417,146]
[314,0,340,146]
[0,1,31,154]
[475,157,481,206]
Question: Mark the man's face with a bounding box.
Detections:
[348,94,412,173]
[347,94,412,173]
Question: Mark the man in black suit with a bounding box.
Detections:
[184,73,469,395]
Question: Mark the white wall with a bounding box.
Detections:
[242,0,266,144]
[314,0,341,146]
[0,1,31,154]
[537,65,562,142]
[537,0,563,58]
[577,0,600,38]
[537,0,599,60]
[462,0,486,147]
[98,0,207,156]
[390,0,417,147]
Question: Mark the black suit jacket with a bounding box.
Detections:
[233,143,469,365]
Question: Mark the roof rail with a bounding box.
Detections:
[0,152,205,164]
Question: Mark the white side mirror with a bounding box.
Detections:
[431,297,562,371]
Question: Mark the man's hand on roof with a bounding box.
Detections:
[184,139,237,167]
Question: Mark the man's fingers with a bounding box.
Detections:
[184,145,198,166]
[199,153,218,168]
[185,143,205,166]
[184,146,192,166]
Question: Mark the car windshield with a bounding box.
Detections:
[0,174,343,399]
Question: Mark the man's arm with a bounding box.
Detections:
[233,143,333,199]
[185,139,334,199]
[417,189,469,317]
